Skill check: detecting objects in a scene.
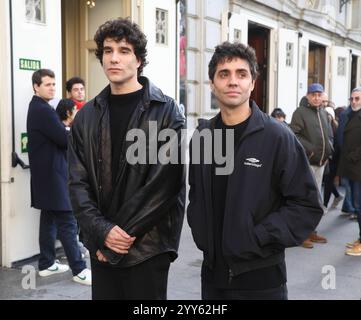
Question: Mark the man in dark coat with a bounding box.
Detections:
[290,83,333,248]
[27,69,90,285]
[337,87,361,256]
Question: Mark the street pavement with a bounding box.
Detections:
[1,192,361,300]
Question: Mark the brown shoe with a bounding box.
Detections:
[302,239,314,248]
[345,243,361,256]
[309,231,327,243]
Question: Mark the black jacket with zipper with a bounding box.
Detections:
[187,101,323,276]
[68,77,186,267]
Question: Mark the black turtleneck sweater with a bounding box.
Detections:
[108,87,144,186]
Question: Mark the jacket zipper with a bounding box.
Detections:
[228,269,234,284]
[317,108,326,166]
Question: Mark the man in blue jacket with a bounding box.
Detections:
[27,69,90,285]
[187,42,323,300]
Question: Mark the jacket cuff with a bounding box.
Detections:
[254,223,271,247]
[97,222,116,248]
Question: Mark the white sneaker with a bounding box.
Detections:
[38,260,69,277]
[73,268,92,286]
[81,249,90,259]
[331,195,344,208]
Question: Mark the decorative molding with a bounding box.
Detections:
[339,0,352,13]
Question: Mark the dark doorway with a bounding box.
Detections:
[350,55,358,93]
[308,41,326,86]
[248,22,270,113]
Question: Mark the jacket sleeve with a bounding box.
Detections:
[68,111,115,250]
[113,100,186,237]
[253,130,323,248]
[289,110,314,157]
[37,105,68,148]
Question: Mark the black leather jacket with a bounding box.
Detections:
[68,77,186,267]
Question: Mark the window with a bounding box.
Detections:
[25,0,46,24]
[301,46,306,70]
[337,57,346,76]
[234,29,242,43]
[156,8,168,45]
[286,42,294,67]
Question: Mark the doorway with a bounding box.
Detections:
[61,0,130,100]
[308,41,326,86]
[350,54,358,93]
[248,22,270,113]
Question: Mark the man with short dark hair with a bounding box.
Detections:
[187,42,323,300]
[27,69,91,285]
[68,18,185,300]
[271,108,287,124]
[65,77,86,110]
[290,83,333,248]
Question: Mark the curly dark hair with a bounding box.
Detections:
[94,18,148,75]
[208,42,258,81]
[56,99,76,121]
[65,77,85,93]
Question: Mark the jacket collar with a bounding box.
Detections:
[32,95,51,106]
[198,100,265,138]
[94,76,166,110]
[299,96,321,111]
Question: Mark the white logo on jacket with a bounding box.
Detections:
[244,157,263,168]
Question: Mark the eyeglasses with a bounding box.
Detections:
[349,96,361,102]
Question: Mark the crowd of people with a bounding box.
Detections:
[272,85,361,255]
[25,17,361,300]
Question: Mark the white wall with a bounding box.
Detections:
[277,28,299,117]
[330,46,351,107]
[3,0,63,265]
[142,0,177,99]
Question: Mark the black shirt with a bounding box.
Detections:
[109,87,144,186]
[206,114,286,290]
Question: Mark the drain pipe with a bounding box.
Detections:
[9,0,29,169]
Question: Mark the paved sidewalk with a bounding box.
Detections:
[1,196,361,300]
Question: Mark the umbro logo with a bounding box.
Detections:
[244,157,263,168]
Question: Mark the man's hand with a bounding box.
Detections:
[96,250,108,262]
[104,226,136,254]
[334,175,340,186]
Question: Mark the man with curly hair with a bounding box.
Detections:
[68,18,185,300]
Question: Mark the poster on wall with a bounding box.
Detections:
[25,0,45,24]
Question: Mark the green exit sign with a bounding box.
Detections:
[19,58,41,71]
[21,133,28,153]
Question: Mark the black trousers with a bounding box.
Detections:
[91,253,171,300]
[202,279,288,300]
